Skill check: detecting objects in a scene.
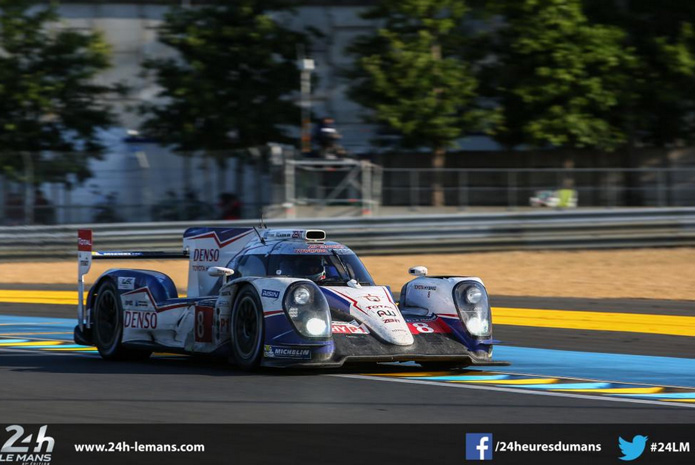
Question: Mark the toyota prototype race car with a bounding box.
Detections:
[74,227,506,369]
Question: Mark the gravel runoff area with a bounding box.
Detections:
[2,248,694,301]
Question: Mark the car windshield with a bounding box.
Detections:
[268,253,374,285]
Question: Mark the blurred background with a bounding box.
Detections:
[0,0,694,225]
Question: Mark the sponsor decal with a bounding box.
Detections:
[195,306,214,343]
[414,285,437,291]
[95,251,142,257]
[1,425,54,465]
[363,294,381,302]
[122,293,152,310]
[292,230,301,238]
[295,244,349,254]
[331,322,369,334]
[408,320,452,334]
[261,289,280,299]
[376,309,398,318]
[118,276,135,290]
[124,311,158,329]
[219,316,230,334]
[77,230,92,252]
[263,345,311,360]
[192,248,220,262]
[382,318,399,324]
[367,304,390,310]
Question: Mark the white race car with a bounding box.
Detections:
[75,227,504,369]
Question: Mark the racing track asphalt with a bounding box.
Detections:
[1,293,694,423]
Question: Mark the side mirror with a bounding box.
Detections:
[207,266,235,277]
[408,266,428,277]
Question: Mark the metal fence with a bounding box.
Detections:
[2,207,695,260]
[283,159,382,218]
[378,167,695,209]
[2,149,694,226]
[278,164,695,217]
[0,147,280,226]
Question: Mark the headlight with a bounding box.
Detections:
[453,283,491,337]
[305,318,327,336]
[293,286,311,305]
[466,313,489,336]
[466,286,482,304]
[283,282,331,338]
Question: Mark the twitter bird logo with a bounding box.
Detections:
[619,435,648,461]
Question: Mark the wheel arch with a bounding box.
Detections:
[224,276,307,311]
[91,278,152,361]
[86,270,178,331]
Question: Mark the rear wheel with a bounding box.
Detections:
[230,286,264,370]
[93,281,151,361]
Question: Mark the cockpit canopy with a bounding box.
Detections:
[229,242,374,285]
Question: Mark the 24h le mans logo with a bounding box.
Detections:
[1,425,54,465]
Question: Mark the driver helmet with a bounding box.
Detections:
[293,256,326,282]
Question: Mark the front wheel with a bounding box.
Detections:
[230,286,264,370]
[93,281,151,361]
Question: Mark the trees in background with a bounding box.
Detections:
[0,0,116,223]
[139,0,309,197]
[0,0,115,186]
[347,0,486,206]
[480,0,637,152]
[0,0,693,213]
[583,0,695,147]
[349,0,695,154]
[478,0,694,204]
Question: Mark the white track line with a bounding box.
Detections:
[486,368,695,391]
[332,374,695,409]
[0,348,85,356]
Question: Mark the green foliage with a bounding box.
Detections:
[347,0,483,151]
[140,0,308,156]
[351,0,695,152]
[482,0,638,150]
[0,0,115,183]
[584,0,695,146]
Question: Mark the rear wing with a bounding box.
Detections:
[77,229,188,331]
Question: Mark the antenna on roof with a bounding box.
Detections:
[259,208,267,230]
[253,226,266,245]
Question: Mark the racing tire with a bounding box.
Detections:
[93,281,152,361]
[230,286,265,371]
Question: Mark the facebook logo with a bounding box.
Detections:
[466,433,493,461]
